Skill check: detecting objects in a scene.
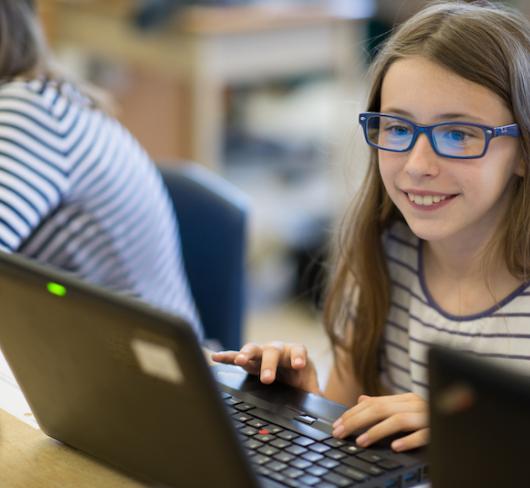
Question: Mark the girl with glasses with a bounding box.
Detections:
[214,1,530,453]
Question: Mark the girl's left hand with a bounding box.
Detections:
[332,393,429,452]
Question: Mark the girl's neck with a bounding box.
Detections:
[424,238,488,282]
[423,237,523,316]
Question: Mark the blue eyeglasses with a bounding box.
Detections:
[359,112,520,159]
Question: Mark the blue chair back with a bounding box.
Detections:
[159,163,248,350]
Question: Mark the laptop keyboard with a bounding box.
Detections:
[222,392,420,488]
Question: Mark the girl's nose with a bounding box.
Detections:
[403,133,441,178]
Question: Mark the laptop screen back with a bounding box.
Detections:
[428,345,530,488]
[0,252,257,487]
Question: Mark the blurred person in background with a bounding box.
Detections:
[0,0,202,338]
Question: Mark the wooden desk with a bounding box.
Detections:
[0,409,143,488]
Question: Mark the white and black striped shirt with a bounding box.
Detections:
[381,221,530,398]
[0,79,202,338]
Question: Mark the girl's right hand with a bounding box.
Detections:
[211,342,322,395]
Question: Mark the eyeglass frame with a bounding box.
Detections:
[358,112,521,159]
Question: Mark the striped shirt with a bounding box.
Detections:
[0,78,202,338]
[381,221,530,399]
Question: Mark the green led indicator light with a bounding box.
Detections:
[47,282,67,297]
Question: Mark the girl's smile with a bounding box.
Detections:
[401,190,459,211]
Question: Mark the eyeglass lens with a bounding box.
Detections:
[365,115,487,157]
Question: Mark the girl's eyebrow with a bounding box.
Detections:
[381,107,487,123]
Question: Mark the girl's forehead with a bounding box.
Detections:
[380,56,511,123]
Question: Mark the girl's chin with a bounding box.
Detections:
[403,220,452,242]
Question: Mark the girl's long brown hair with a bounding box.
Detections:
[323,1,530,395]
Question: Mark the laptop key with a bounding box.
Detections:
[270,438,291,449]
[265,461,288,472]
[274,452,295,463]
[325,438,346,448]
[264,424,284,434]
[343,456,384,476]
[293,436,314,447]
[302,451,324,463]
[256,466,272,477]
[323,472,351,487]
[235,403,254,411]
[247,419,267,429]
[306,465,329,477]
[318,458,340,469]
[250,454,270,465]
[225,397,242,406]
[244,439,263,450]
[298,474,320,486]
[377,458,403,470]
[325,449,346,460]
[278,430,298,441]
[308,442,331,454]
[286,445,308,456]
[340,444,363,455]
[258,445,279,457]
[283,479,309,488]
[282,467,304,479]
[335,464,369,482]
[290,459,312,470]
[357,451,383,464]
[240,427,258,436]
[269,472,287,484]
[254,434,274,443]
[295,415,317,425]
[233,413,252,423]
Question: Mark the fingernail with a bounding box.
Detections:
[293,357,304,367]
[356,434,368,446]
[262,369,273,381]
[332,418,342,428]
[332,425,345,437]
[392,440,402,452]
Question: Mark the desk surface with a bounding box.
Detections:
[0,409,143,488]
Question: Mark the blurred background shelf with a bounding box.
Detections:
[44,0,370,167]
[37,0,375,377]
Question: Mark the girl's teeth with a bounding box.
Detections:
[408,193,447,206]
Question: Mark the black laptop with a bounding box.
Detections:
[0,251,427,488]
[428,344,530,488]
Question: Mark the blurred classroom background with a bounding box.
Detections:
[36,0,529,383]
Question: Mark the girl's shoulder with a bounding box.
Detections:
[0,77,55,100]
[0,78,91,120]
